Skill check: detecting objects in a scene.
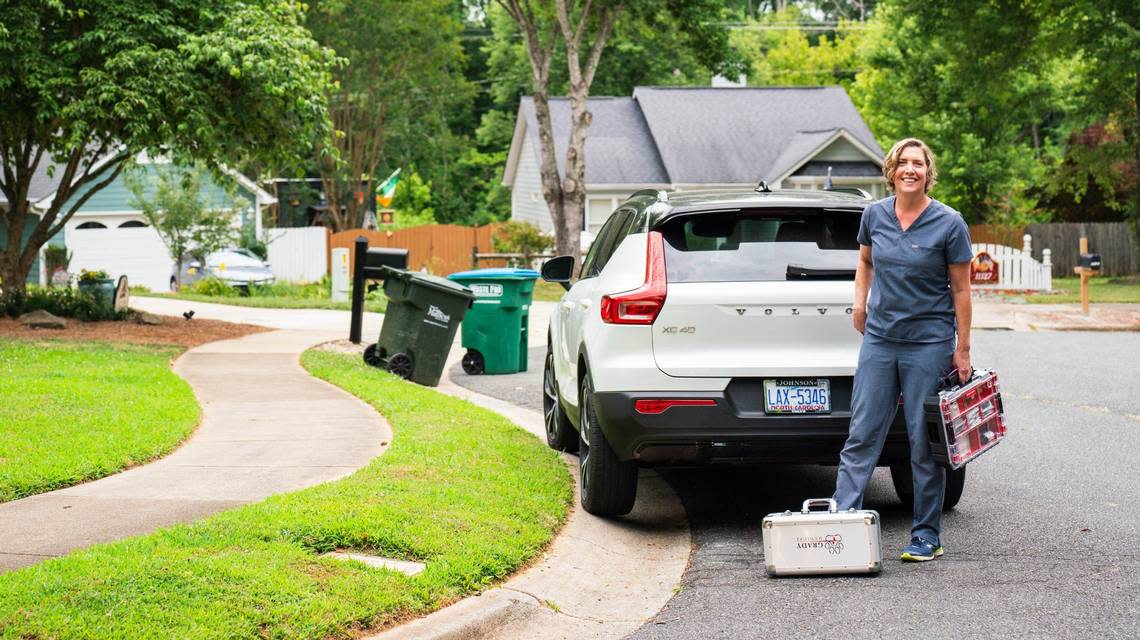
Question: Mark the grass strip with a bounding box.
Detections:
[0,340,198,502]
[1024,276,1140,304]
[140,291,387,313]
[0,350,572,638]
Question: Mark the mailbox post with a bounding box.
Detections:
[348,237,410,343]
[1072,226,1102,316]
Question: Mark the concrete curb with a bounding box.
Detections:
[365,340,691,640]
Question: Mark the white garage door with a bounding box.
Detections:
[66,224,173,292]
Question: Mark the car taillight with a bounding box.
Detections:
[634,399,717,414]
[600,231,667,325]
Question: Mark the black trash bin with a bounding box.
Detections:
[363,267,475,386]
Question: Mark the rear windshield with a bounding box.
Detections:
[660,209,861,283]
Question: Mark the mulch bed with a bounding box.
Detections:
[0,313,269,348]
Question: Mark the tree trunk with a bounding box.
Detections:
[1,198,31,312]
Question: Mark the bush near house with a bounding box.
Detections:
[2,286,124,321]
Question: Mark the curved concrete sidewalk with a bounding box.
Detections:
[0,329,390,573]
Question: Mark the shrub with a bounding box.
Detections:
[191,277,238,297]
[492,221,553,267]
[14,287,124,321]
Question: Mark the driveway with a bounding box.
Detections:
[131,295,384,336]
[450,329,1140,638]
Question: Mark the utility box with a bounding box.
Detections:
[331,247,350,302]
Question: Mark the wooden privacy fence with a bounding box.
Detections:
[1025,222,1137,278]
[970,222,1138,277]
[329,223,507,277]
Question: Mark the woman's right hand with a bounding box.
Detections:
[853,307,867,334]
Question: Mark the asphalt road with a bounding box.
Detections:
[449,332,1140,639]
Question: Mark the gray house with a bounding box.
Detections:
[503,86,886,239]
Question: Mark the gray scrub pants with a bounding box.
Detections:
[833,332,954,543]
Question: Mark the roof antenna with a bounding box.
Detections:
[754,180,772,193]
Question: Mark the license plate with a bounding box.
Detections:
[764,378,831,414]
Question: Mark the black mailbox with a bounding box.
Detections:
[363,247,409,277]
[1079,252,1102,271]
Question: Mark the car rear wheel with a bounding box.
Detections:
[543,347,578,453]
[578,372,637,516]
[891,462,965,511]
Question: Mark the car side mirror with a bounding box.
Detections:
[541,255,575,291]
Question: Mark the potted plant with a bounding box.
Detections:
[77,269,115,311]
[44,245,72,286]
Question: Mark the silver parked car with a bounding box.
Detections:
[171,248,275,291]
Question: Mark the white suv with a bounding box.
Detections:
[541,188,966,516]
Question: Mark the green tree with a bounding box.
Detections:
[1039,0,1138,221]
[0,0,335,307]
[731,7,866,87]
[491,0,743,266]
[124,163,243,287]
[850,1,1064,222]
[305,0,473,232]
[389,171,439,230]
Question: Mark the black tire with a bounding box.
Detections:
[387,352,414,379]
[363,344,384,367]
[578,372,637,516]
[543,347,578,453]
[461,349,485,375]
[891,462,966,511]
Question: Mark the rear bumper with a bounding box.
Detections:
[591,378,909,465]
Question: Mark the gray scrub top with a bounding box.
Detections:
[858,196,973,343]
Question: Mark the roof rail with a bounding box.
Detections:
[629,188,669,202]
[824,186,872,199]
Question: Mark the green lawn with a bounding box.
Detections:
[142,290,387,313]
[0,350,572,638]
[532,279,567,302]
[1024,276,1140,304]
[0,341,199,503]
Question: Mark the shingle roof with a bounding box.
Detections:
[511,86,882,187]
[0,154,78,206]
[520,96,669,185]
[632,86,882,184]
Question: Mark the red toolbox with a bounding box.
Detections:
[923,369,1007,470]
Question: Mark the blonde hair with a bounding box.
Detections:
[883,138,938,193]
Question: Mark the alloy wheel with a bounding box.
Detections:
[543,351,559,442]
[579,378,592,496]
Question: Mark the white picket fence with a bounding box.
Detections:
[266,227,328,283]
[971,234,1052,292]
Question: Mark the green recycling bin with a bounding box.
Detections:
[363,267,475,386]
[447,268,539,375]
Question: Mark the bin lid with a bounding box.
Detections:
[447,268,540,281]
[383,266,475,299]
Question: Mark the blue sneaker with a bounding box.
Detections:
[900,536,944,562]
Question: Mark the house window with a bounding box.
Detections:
[588,198,614,235]
[76,221,107,229]
[118,220,148,228]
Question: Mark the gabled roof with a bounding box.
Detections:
[28,153,276,211]
[632,86,882,184]
[0,152,100,206]
[508,96,669,187]
[504,86,883,188]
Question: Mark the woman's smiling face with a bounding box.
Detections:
[893,145,928,195]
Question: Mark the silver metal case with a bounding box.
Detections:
[762,498,882,576]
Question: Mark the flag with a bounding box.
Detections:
[375,168,401,208]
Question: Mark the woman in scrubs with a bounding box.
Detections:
[833,138,974,562]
